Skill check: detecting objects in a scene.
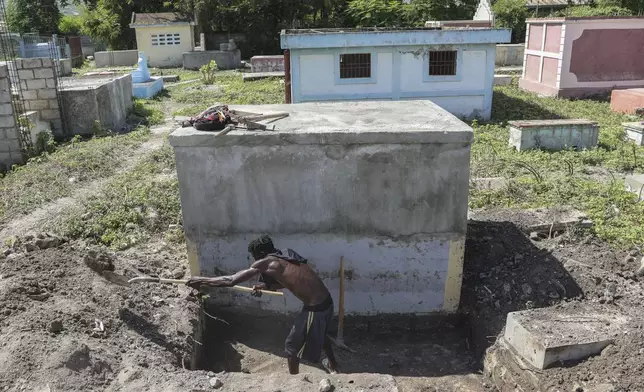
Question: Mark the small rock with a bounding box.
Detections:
[3,248,12,256]
[24,235,34,241]
[503,283,512,293]
[125,222,137,231]
[172,268,185,279]
[319,378,333,392]
[29,293,50,301]
[49,320,63,333]
[572,384,584,392]
[209,377,223,389]
[529,232,541,241]
[35,236,61,250]
[68,177,77,183]
[624,255,636,264]
[521,283,533,296]
[83,250,115,273]
[637,257,644,276]
[24,242,37,253]
[2,309,11,316]
[168,224,181,230]
[207,371,215,377]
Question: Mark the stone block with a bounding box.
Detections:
[4,126,19,140]
[610,88,644,114]
[0,138,21,153]
[0,90,11,103]
[494,74,513,86]
[19,80,28,90]
[48,99,59,109]
[17,69,34,80]
[509,119,599,151]
[21,58,42,69]
[0,103,13,116]
[623,122,644,146]
[0,65,7,78]
[21,90,38,100]
[0,115,15,128]
[625,174,644,200]
[26,79,46,90]
[34,68,54,79]
[40,109,60,121]
[28,100,49,110]
[0,79,9,91]
[41,58,53,67]
[0,152,11,165]
[504,306,629,370]
[45,78,56,89]
[38,88,56,99]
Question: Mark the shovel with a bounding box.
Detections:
[127,276,285,296]
[328,256,356,353]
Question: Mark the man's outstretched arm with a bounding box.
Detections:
[187,267,261,289]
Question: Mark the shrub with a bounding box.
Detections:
[200,60,218,85]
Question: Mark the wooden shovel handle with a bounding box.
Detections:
[127,277,284,296]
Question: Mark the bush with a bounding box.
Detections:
[492,0,529,43]
[59,15,83,35]
[200,60,218,85]
[555,4,633,16]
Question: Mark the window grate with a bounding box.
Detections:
[151,33,181,46]
[339,53,371,79]
[428,51,457,76]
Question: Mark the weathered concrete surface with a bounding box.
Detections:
[0,63,22,170]
[132,77,164,99]
[509,119,599,151]
[496,44,524,66]
[625,174,644,200]
[182,50,241,70]
[250,55,284,72]
[503,306,630,370]
[169,100,472,315]
[21,111,49,145]
[242,71,284,81]
[623,121,644,146]
[94,50,139,68]
[494,74,512,86]
[60,74,133,135]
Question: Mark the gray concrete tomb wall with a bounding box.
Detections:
[509,119,599,151]
[169,100,473,315]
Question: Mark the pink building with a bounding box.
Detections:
[519,16,644,98]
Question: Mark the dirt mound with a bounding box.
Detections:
[0,238,208,392]
[462,208,644,390]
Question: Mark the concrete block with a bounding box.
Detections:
[17,69,34,80]
[41,58,53,68]
[94,50,139,68]
[37,89,57,100]
[45,78,56,89]
[183,50,241,70]
[20,58,43,69]
[611,88,644,114]
[623,122,644,146]
[26,79,46,90]
[0,79,9,91]
[19,80,28,90]
[0,115,15,128]
[0,90,11,103]
[509,119,599,151]
[504,306,629,370]
[21,90,38,100]
[0,152,12,165]
[0,138,21,153]
[494,74,512,86]
[625,174,644,200]
[40,109,60,121]
[250,55,285,73]
[0,103,13,116]
[48,99,59,109]
[0,64,7,78]
[34,68,54,79]
[168,100,472,315]
[57,59,72,76]
[28,100,50,110]
[4,126,19,140]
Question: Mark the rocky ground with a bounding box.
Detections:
[0,206,642,392]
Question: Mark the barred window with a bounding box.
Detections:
[428,51,457,76]
[151,33,181,46]
[339,53,371,79]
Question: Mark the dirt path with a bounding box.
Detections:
[0,122,176,240]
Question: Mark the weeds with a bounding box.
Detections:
[200,60,218,84]
[58,144,182,249]
[130,99,165,126]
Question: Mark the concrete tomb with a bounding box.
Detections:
[509,119,599,151]
[169,100,472,315]
[623,122,644,146]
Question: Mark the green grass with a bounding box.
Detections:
[56,143,182,249]
[471,84,644,248]
[0,127,151,225]
[130,99,165,126]
[167,71,284,116]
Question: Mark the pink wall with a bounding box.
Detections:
[525,55,541,82]
[544,25,562,53]
[528,25,543,50]
[542,57,559,87]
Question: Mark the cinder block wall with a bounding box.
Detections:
[0,64,24,170]
[15,58,62,135]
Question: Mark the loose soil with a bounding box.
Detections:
[0,206,642,391]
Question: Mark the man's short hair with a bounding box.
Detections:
[248,235,276,258]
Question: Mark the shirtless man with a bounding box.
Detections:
[186,235,339,375]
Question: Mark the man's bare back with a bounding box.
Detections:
[186,235,338,375]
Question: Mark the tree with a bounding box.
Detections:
[405,0,479,25]
[58,15,84,35]
[6,0,62,35]
[492,0,529,43]
[345,0,408,27]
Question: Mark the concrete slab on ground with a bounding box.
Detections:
[623,122,644,146]
[625,174,644,200]
[611,88,644,114]
[494,74,512,86]
[242,71,285,81]
[504,305,630,370]
[496,65,522,73]
[159,75,179,83]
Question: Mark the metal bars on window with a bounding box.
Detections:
[339,53,371,79]
[428,51,457,76]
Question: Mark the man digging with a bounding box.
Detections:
[186,235,340,375]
